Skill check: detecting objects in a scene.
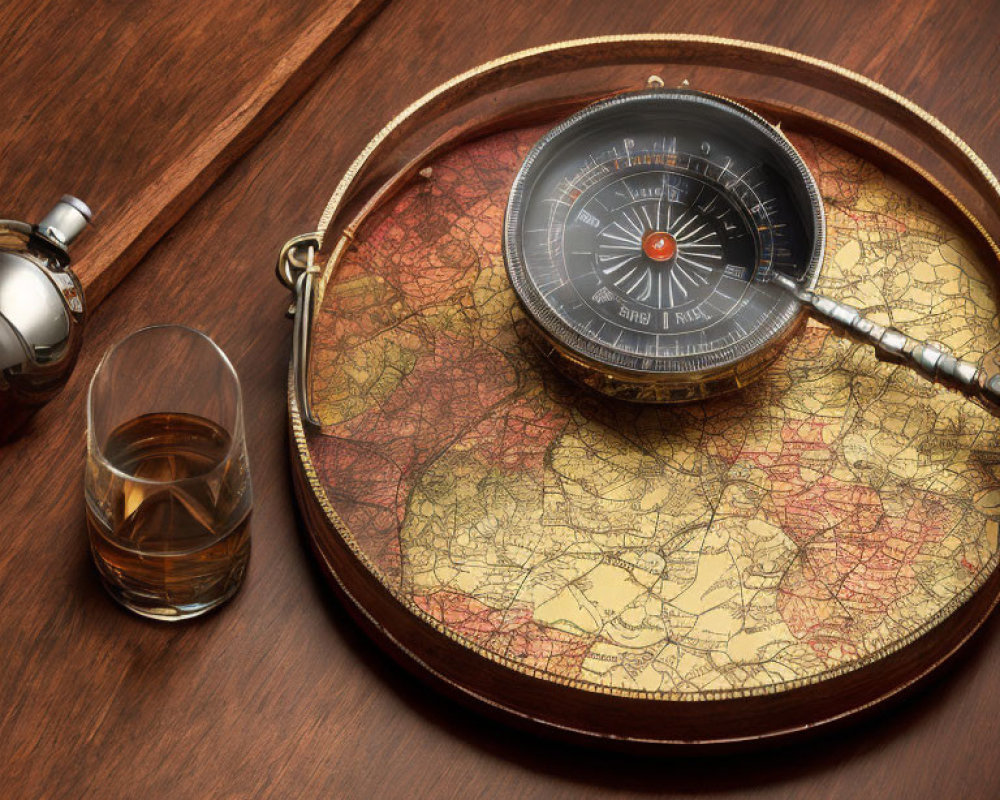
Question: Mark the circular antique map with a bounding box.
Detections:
[302,124,1000,706]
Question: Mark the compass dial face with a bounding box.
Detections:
[503,90,825,379]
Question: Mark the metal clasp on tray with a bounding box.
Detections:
[276,232,322,427]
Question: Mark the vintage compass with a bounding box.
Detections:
[503,86,1000,411]
[504,87,821,401]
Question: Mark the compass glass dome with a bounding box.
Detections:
[503,89,825,382]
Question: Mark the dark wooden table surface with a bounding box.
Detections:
[3,1,1000,797]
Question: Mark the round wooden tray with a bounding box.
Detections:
[284,38,1000,748]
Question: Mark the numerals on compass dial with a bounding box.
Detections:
[561,172,756,326]
[504,89,824,381]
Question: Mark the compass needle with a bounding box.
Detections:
[668,210,687,234]
[672,215,701,240]
[670,269,689,298]
[676,222,709,242]
[657,174,667,228]
[605,229,641,245]
[677,255,713,272]
[640,205,656,231]
[621,210,644,237]
[627,270,649,297]
[602,256,636,274]
[614,266,639,287]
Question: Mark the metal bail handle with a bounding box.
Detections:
[768,273,1000,418]
[276,232,322,426]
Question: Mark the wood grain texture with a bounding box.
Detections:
[2,0,1000,797]
[0,0,386,306]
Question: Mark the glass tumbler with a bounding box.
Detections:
[85,325,252,620]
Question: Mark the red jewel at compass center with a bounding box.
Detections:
[641,231,677,262]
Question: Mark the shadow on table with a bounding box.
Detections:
[294,510,996,795]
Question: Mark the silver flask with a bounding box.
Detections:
[0,196,91,441]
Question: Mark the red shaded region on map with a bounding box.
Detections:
[765,422,959,661]
[415,590,594,677]
[309,127,568,581]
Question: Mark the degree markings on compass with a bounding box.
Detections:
[559,177,581,193]
[539,280,565,298]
